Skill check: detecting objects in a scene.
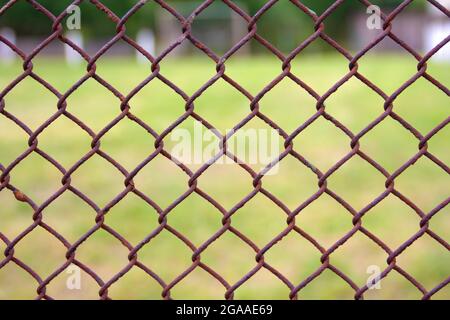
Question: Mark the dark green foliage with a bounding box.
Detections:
[0,0,426,44]
[0,0,155,38]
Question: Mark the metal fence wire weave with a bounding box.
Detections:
[0,0,449,300]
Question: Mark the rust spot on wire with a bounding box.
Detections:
[13,190,27,202]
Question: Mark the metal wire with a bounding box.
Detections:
[0,0,449,300]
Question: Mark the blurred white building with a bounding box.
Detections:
[425,0,450,61]
[351,1,450,62]
[0,28,16,64]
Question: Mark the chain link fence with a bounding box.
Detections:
[0,0,449,300]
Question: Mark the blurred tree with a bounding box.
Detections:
[241,0,426,52]
[0,0,426,49]
[0,0,155,38]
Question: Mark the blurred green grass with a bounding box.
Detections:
[0,54,449,300]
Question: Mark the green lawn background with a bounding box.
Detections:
[0,54,449,299]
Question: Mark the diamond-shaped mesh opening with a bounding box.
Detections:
[262,155,318,210]
[137,229,194,283]
[294,194,354,248]
[259,78,317,132]
[395,157,450,212]
[133,154,190,209]
[0,59,25,90]
[226,116,284,173]
[428,205,450,244]
[200,231,257,285]
[331,232,388,287]
[426,57,450,89]
[100,117,157,170]
[0,190,34,240]
[12,227,68,277]
[264,232,322,285]
[31,55,88,93]
[426,124,449,166]
[253,0,316,55]
[325,77,385,133]
[68,154,126,208]
[233,268,291,300]
[103,193,160,246]
[93,50,152,94]
[168,193,223,246]
[196,156,255,210]
[107,266,164,300]
[3,77,58,131]
[223,41,283,95]
[0,116,28,167]
[74,228,131,281]
[170,267,227,300]
[188,1,239,56]
[36,116,93,168]
[42,191,96,243]
[45,264,101,300]
[0,0,55,54]
[355,47,419,94]
[0,263,38,300]
[230,193,288,246]
[362,195,422,248]
[393,78,450,134]
[295,268,356,300]
[360,117,418,172]
[194,79,250,133]
[156,45,218,96]
[395,234,450,290]
[73,1,123,57]
[7,152,62,204]
[363,270,424,300]
[65,78,123,133]
[290,40,352,95]
[327,155,388,211]
[292,116,351,171]
[129,77,187,133]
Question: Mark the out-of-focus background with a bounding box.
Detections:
[0,0,449,299]
[1,0,450,57]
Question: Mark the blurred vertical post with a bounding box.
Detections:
[136,29,156,63]
[231,3,249,55]
[156,8,186,56]
[0,28,17,64]
[425,0,450,62]
[65,31,84,65]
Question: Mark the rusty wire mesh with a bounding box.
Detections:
[0,0,449,300]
